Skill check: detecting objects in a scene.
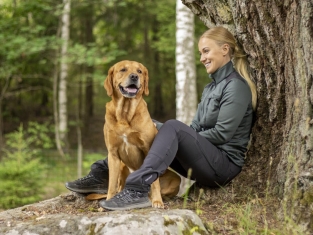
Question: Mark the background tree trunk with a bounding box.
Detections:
[83,2,94,127]
[58,0,71,148]
[183,0,313,230]
[0,77,11,149]
[76,81,83,179]
[53,59,65,158]
[175,0,197,125]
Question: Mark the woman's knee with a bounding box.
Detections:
[163,119,185,130]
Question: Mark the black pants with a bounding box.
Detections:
[91,120,241,192]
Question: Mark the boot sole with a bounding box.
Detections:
[65,184,107,194]
[99,199,152,211]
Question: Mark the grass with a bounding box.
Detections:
[177,154,309,235]
[178,185,308,235]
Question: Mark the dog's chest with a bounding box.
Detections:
[121,133,129,148]
[117,132,146,169]
[118,132,141,156]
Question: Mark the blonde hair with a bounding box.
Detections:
[200,26,257,110]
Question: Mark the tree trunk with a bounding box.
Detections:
[53,60,65,158]
[84,2,94,126]
[77,66,83,178]
[0,76,11,149]
[150,20,165,119]
[183,0,313,230]
[176,0,197,124]
[58,0,71,148]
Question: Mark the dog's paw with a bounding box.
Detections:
[152,200,164,209]
[85,193,107,200]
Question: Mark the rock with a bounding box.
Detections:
[0,193,208,235]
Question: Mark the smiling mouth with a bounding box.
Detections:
[119,84,139,98]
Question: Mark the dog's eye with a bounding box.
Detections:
[137,69,142,74]
[120,68,126,72]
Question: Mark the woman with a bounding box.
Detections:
[65,26,257,210]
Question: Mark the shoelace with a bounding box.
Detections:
[77,174,93,182]
[116,190,141,203]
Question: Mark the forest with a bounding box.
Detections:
[0,0,208,207]
[1,0,313,234]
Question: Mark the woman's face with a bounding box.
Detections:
[198,37,231,74]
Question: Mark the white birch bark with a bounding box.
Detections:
[53,62,65,157]
[175,0,197,196]
[175,0,197,125]
[58,0,71,145]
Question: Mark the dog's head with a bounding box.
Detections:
[104,60,149,98]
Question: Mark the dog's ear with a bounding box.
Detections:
[104,65,115,97]
[142,65,149,96]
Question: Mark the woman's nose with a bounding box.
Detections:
[200,54,205,62]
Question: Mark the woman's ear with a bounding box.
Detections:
[104,65,115,97]
[222,44,230,56]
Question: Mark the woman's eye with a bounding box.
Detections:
[137,69,142,74]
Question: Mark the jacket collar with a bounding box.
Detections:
[209,61,234,84]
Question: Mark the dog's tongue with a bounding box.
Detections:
[125,87,137,93]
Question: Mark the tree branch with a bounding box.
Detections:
[4,86,49,98]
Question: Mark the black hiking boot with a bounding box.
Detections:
[65,173,108,194]
[99,188,151,211]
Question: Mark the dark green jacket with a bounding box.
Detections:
[190,61,253,167]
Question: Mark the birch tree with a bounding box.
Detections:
[58,0,71,147]
[175,0,197,125]
[175,0,197,196]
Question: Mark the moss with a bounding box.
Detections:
[163,216,176,226]
[181,219,208,235]
[86,223,96,235]
[216,5,232,23]
[301,186,313,206]
[163,216,208,234]
[88,207,98,212]
[262,11,275,24]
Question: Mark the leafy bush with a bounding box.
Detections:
[83,152,107,174]
[0,123,49,209]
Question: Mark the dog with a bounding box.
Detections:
[103,60,181,208]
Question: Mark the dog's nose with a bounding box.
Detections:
[129,73,138,82]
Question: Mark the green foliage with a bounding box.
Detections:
[25,122,54,149]
[82,152,107,173]
[0,0,125,126]
[0,0,209,129]
[0,123,49,209]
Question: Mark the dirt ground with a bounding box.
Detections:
[10,184,285,235]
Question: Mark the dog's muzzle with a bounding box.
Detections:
[119,73,140,98]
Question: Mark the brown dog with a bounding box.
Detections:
[103,60,180,208]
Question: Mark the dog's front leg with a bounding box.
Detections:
[149,178,164,208]
[117,162,129,192]
[107,152,121,200]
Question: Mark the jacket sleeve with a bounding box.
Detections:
[198,79,251,145]
[190,87,208,131]
[190,108,201,131]
[152,119,163,130]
